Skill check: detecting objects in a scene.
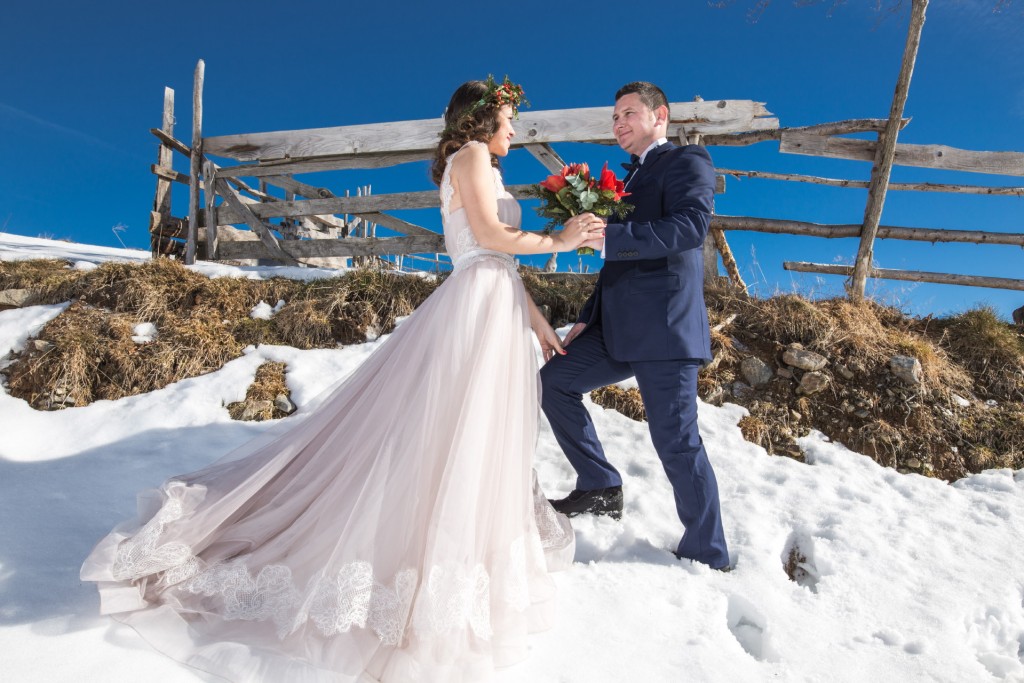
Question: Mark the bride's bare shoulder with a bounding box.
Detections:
[449,141,490,182]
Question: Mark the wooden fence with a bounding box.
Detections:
[149,1,1023,297]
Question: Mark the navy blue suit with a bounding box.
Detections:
[540,142,729,567]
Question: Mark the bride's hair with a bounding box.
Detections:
[430,81,500,186]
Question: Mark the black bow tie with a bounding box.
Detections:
[621,154,641,174]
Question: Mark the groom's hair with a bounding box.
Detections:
[615,82,670,117]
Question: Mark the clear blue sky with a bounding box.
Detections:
[2,0,1021,320]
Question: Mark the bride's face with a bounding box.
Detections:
[486,105,516,157]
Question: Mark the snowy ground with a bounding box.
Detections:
[2,233,1023,682]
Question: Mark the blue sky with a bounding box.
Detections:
[2,0,1021,319]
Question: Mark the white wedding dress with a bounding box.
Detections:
[81,141,575,682]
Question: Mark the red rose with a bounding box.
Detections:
[563,162,590,180]
[540,174,568,193]
[597,162,629,201]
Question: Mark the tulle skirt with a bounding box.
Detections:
[81,255,575,682]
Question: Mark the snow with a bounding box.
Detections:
[249,300,286,321]
[1,235,1023,682]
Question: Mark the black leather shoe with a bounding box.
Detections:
[549,486,623,520]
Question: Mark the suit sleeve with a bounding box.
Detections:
[604,147,715,261]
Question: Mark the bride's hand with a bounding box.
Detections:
[533,318,566,362]
[554,213,605,251]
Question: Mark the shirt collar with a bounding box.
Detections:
[638,137,668,165]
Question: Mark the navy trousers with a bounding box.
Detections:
[540,323,729,568]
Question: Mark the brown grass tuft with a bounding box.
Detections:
[590,385,647,422]
[227,361,291,421]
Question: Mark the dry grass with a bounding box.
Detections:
[227,361,290,421]
[2,259,440,410]
[590,385,647,422]
[4,258,1023,482]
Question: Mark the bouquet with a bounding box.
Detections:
[530,162,633,255]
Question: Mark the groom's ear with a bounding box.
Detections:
[653,104,669,127]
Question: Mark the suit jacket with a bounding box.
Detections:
[577,143,714,362]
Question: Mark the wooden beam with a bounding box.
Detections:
[214,177,298,265]
[149,127,191,156]
[780,131,1024,177]
[703,118,907,147]
[525,143,567,174]
[783,262,1024,292]
[713,215,1024,246]
[851,0,929,301]
[716,168,1024,196]
[150,87,175,250]
[204,159,219,259]
[186,60,204,265]
[218,234,445,260]
[203,100,775,162]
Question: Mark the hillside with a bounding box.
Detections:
[2,256,1021,482]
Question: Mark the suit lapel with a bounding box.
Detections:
[625,142,675,190]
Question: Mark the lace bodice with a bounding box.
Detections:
[440,141,521,271]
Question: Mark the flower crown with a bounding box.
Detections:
[445,75,529,132]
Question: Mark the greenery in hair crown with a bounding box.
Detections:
[445,75,529,132]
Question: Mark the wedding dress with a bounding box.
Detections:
[81,140,575,682]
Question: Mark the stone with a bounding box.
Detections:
[0,288,33,308]
[731,381,754,399]
[854,409,870,418]
[889,355,923,386]
[836,363,855,380]
[776,367,794,379]
[704,384,725,406]
[789,409,802,421]
[274,394,297,415]
[741,357,774,387]
[797,371,830,396]
[33,339,54,352]
[906,457,922,469]
[783,346,828,372]
[241,400,274,421]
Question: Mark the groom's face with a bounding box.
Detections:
[612,93,664,156]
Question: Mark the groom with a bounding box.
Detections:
[541,81,730,570]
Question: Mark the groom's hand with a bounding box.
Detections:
[562,322,587,347]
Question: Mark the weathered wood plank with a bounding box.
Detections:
[783,261,1024,292]
[713,215,1024,246]
[203,100,775,162]
[186,60,204,266]
[780,131,1024,176]
[525,144,566,174]
[150,127,191,156]
[218,235,445,260]
[716,168,1024,195]
[852,0,929,300]
[214,177,298,265]
[204,159,219,259]
[152,88,174,231]
[704,118,908,147]
[215,151,433,178]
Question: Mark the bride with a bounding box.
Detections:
[80,77,605,682]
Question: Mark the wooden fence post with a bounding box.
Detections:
[850,0,928,300]
[186,59,205,265]
[150,87,175,257]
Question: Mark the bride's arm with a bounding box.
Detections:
[525,292,565,361]
[452,143,598,255]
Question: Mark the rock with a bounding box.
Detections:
[704,384,725,406]
[274,394,297,415]
[797,371,830,396]
[906,457,922,469]
[730,337,751,354]
[854,409,870,418]
[951,394,970,408]
[0,288,33,308]
[731,381,754,399]
[836,363,855,381]
[33,339,55,352]
[776,367,794,379]
[889,355,923,386]
[741,357,774,387]
[783,345,828,372]
[789,409,802,421]
[241,400,274,421]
